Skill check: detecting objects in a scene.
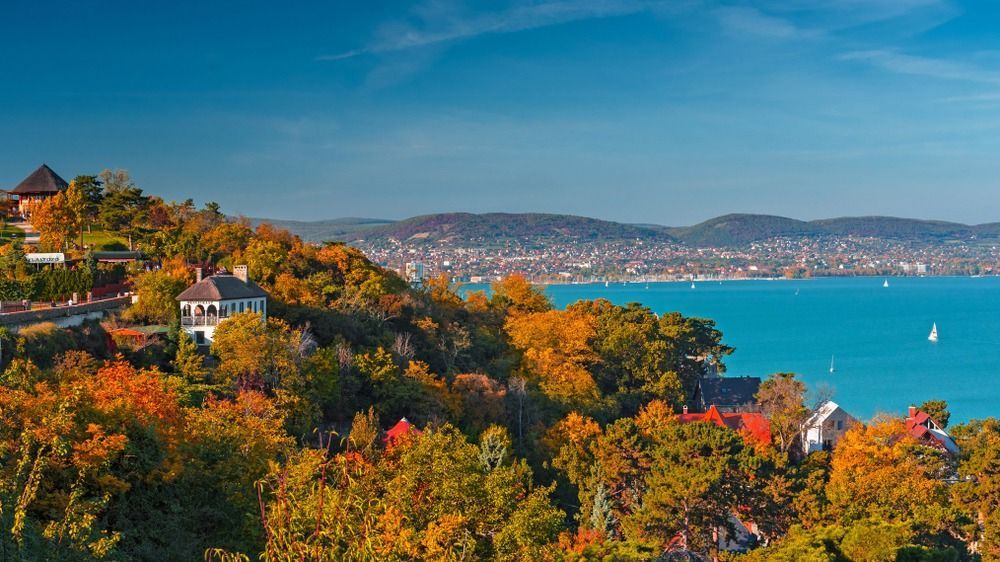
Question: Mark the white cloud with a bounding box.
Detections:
[840,49,1000,85]
[317,0,659,61]
[713,6,815,39]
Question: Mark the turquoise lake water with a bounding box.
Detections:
[469,277,1000,422]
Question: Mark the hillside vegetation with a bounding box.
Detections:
[14,171,1000,561]
[258,211,1000,247]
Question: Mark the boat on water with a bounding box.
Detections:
[690,282,696,289]
[883,279,889,288]
[604,281,609,288]
[829,355,835,374]
[928,323,938,342]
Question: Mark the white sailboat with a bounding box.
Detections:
[829,355,835,374]
[690,281,696,289]
[604,280,609,288]
[883,279,889,288]
[928,323,938,342]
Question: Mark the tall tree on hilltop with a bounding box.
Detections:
[70,175,103,234]
[98,169,149,250]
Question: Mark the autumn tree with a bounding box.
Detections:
[505,309,604,414]
[124,269,190,323]
[231,424,565,562]
[210,312,302,390]
[490,274,551,315]
[31,191,76,250]
[757,372,810,454]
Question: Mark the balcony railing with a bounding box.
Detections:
[181,314,229,327]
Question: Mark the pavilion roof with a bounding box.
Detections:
[11,164,69,195]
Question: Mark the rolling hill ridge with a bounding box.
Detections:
[249,212,1000,247]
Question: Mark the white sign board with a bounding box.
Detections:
[26,253,65,264]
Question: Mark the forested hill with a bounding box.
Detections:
[253,211,1000,247]
[672,214,1000,246]
[245,217,393,242]
[339,212,675,243]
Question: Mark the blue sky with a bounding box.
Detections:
[3,0,1000,224]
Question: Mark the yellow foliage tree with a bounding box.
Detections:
[506,309,603,413]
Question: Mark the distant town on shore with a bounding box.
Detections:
[252,212,1000,284]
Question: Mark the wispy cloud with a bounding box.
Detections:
[713,6,817,40]
[840,49,1000,84]
[317,0,659,61]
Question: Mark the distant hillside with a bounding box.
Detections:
[666,214,814,247]
[340,213,674,243]
[250,211,1000,247]
[246,217,394,242]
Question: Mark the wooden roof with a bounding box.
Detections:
[11,164,69,195]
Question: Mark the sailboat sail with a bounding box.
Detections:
[829,355,835,373]
[928,323,938,342]
[883,279,889,288]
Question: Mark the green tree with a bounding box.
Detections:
[70,174,104,234]
[919,399,951,428]
[623,420,746,555]
[124,269,188,323]
[98,169,149,250]
[173,330,206,383]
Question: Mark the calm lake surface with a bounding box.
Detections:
[467,277,1000,422]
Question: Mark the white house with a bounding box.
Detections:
[801,400,858,454]
[176,265,267,346]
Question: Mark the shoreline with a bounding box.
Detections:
[457,274,987,288]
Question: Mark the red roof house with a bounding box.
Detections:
[905,406,959,455]
[677,405,772,445]
[384,417,422,448]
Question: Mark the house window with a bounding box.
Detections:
[252,301,257,313]
[239,302,244,313]
[836,420,843,430]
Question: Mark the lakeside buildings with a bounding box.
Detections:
[801,401,859,454]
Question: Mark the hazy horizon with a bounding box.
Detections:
[5,1,1000,224]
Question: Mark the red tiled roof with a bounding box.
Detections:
[905,409,959,454]
[385,417,421,447]
[677,405,772,445]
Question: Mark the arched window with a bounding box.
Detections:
[239,302,244,313]
[182,304,191,317]
[207,304,218,317]
[194,304,205,317]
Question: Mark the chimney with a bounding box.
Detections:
[682,405,688,414]
[195,267,203,283]
[908,405,917,418]
[234,265,248,283]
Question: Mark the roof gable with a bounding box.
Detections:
[11,164,69,195]
[698,376,762,408]
[176,273,268,301]
[677,408,772,445]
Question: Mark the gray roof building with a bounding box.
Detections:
[692,376,762,413]
[176,271,267,301]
